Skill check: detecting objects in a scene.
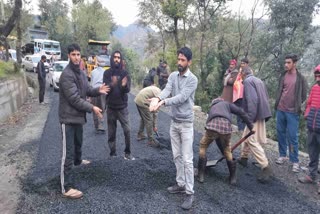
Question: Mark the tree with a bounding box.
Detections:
[194,0,228,90]
[0,0,22,37]
[138,0,193,52]
[71,0,116,55]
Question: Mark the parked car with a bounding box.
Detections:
[8,49,17,62]
[47,61,68,92]
[0,49,17,62]
[22,55,50,73]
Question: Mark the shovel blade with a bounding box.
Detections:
[206,159,219,167]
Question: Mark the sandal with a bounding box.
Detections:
[62,188,83,199]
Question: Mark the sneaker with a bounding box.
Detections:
[124,153,135,160]
[167,184,186,194]
[275,157,288,165]
[298,175,314,184]
[292,163,300,173]
[181,194,194,210]
[74,159,91,166]
[110,151,117,157]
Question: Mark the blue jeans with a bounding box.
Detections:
[276,110,300,163]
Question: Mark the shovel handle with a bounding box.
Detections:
[231,130,255,152]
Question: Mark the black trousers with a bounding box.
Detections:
[60,123,83,193]
[307,130,320,180]
[107,107,131,155]
[38,78,46,103]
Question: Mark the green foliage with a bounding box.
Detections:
[0,61,17,79]
[71,0,116,56]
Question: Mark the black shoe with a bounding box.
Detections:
[237,157,248,167]
[181,194,194,210]
[167,184,186,194]
[257,166,272,183]
[110,151,117,157]
[197,157,207,183]
[227,160,237,185]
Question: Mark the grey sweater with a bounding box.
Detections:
[159,69,198,123]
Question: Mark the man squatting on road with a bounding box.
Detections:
[149,47,198,210]
[197,97,254,185]
[59,43,110,199]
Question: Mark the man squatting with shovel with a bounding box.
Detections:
[197,97,254,185]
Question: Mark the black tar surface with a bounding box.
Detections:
[16,91,320,213]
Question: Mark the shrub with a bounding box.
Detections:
[0,61,16,79]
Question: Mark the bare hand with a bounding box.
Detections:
[99,83,110,94]
[153,127,158,132]
[93,106,103,119]
[122,76,128,87]
[154,100,165,111]
[149,97,160,112]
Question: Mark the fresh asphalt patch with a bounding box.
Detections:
[16,92,320,213]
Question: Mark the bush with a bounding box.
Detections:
[0,61,16,79]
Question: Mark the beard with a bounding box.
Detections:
[178,64,187,73]
[317,80,320,86]
[114,62,120,69]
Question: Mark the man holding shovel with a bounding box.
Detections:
[197,97,254,185]
[135,85,161,147]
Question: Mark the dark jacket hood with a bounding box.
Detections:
[110,51,123,70]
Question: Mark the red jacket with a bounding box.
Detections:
[305,84,320,133]
[305,84,320,117]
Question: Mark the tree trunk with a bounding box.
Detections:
[16,9,22,65]
[0,0,22,37]
[199,32,207,91]
[173,17,180,51]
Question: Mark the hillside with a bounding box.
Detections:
[113,23,153,57]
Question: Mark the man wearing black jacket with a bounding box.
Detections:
[197,97,253,185]
[103,51,133,160]
[59,44,110,199]
[37,55,47,104]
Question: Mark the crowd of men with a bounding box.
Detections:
[55,43,320,210]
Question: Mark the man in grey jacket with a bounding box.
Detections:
[59,44,110,199]
[90,56,108,134]
[149,47,198,210]
[238,67,273,183]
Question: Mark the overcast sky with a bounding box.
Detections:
[29,0,319,26]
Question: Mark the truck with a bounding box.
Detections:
[33,39,61,60]
[22,39,61,61]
